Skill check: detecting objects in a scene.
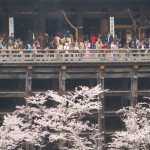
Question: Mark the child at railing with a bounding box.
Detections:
[64,41,69,53]
[85,40,91,57]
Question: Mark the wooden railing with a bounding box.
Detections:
[0,49,150,63]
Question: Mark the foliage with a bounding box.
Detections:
[0,85,104,150]
[108,101,150,150]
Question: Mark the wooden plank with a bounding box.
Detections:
[115,25,132,29]
[32,68,59,73]
[138,67,150,72]
[104,73,131,78]
[0,74,26,79]
[32,74,59,79]
[0,92,26,97]
[138,91,150,96]
[66,74,97,79]
[0,68,26,73]
[105,111,117,117]
[105,68,131,72]
[137,73,150,78]
[105,91,130,96]
[66,68,98,73]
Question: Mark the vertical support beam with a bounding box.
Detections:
[2,14,8,35]
[139,5,146,28]
[130,64,138,107]
[2,1,14,36]
[101,19,109,35]
[8,0,14,36]
[25,65,33,150]
[97,65,105,150]
[108,4,115,37]
[39,2,46,39]
[25,65,32,97]
[59,66,66,150]
[108,3,113,28]
[77,11,83,42]
[34,15,40,40]
[40,12,46,35]
[59,65,66,95]
[108,4,113,17]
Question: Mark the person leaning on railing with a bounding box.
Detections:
[95,40,102,49]
[110,41,118,49]
[63,41,70,53]
[0,35,2,49]
[57,41,64,50]
[90,34,97,49]
[7,39,14,50]
[74,40,80,50]
[102,41,108,50]
[79,40,84,49]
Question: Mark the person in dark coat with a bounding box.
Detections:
[27,30,33,48]
[107,32,114,49]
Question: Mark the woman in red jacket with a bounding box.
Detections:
[90,34,97,49]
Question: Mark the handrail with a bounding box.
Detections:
[0,49,149,63]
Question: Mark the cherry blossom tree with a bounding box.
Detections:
[108,101,150,150]
[0,85,104,150]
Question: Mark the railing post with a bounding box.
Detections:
[9,49,12,62]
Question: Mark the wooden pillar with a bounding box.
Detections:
[34,15,40,40]
[39,3,46,36]
[97,65,105,150]
[7,1,14,36]
[77,12,83,42]
[59,65,66,95]
[2,14,8,35]
[101,19,109,35]
[40,13,46,35]
[108,4,113,17]
[130,64,138,107]
[25,65,32,150]
[108,4,113,32]
[25,65,32,97]
[58,66,66,150]
[2,3,14,36]
[139,5,146,28]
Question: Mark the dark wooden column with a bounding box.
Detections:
[2,13,8,35]
[108,3,114,18]
[8,1,14,36]
[77,12,83,42]
[2,1,14,36]
[108,4,113,31]
[130,64,138,107]
[59,66,66,95]
[39,2,46,35]
[140,5,146,28]
[25,65,32,97]
[25,66,32,150]
[34,15,40,40]
[101,19,109,35]
[97,65,105,150]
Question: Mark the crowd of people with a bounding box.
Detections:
[0,30,150,52]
